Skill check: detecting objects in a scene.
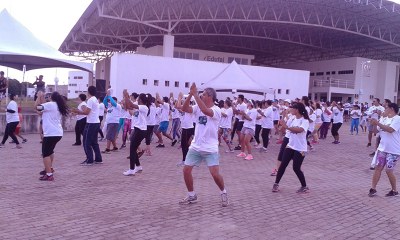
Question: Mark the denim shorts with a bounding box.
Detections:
[158,121,169,133]
[185,149,219,167]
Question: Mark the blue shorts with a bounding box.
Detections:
[158,121,169,133]
[185,149,219,167]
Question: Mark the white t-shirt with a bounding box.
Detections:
[350,109,361,119]
[40,102,63,137]
[236,102,247,121]
[243,108,258,131]
[322,107,332,122]
[86,96,100,123]
[155,107,162,125]
[284,115,295,138]
[98,102,105,117]
[272,106,280,121]
[181,111,194,129]
[308,113,316,132]
[314,108,323,124]
[190,105,221,153]
[287,116,309,152]
[171,106,180,119]
[146,105,157,126]
[76,102,87,121]
[261,106,274,129]
[377,116,400,155]
[368,105,385,119]
[219,107,233,129]
[132,105,148,130]
[105,103,122,124]
[160,103,170,122]
[6,100,19,123]
[332,107,344,123]
[255,109,262,126]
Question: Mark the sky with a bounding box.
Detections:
[0,0,92,85]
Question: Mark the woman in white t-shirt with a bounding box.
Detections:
[102,95,122,153]
[123,92,149,176]
[312,102,323,143]
[120,101,132,149]
[218,99,234,153]
[145,95,157,156]
[254,101,263,148]
[35,91,69,181]
[368,103,400,197]
[331,101,344,144]
[237,100,258,160]
[319,102,332,139]
[0,94,21,148]
[258,100,274,152]
[272,102,310,193]
[350,105,361,135]
[170,100,181,146]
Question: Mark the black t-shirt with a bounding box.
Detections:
[35,80,45,91]
[0,77,6,92]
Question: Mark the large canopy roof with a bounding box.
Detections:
[60,0,400,65]
[0,9,92,72]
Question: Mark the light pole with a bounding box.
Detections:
[360,60,371,103]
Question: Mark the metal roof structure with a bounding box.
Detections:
[59,0,400,66]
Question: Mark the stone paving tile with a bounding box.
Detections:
[0,123,399,240]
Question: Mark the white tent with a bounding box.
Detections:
[200,61,266,95]
[0,9,92,72]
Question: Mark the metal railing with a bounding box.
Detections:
[312,78,355,89]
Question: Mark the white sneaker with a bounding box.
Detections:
[123,169,135,176]
[225,149,234,153]
[134,166,143,173]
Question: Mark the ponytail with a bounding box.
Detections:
[51,91,69,116]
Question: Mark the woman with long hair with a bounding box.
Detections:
[0,94,21,149]
[35,91,69,181]
[145,95,156,156]
[236,100,258,160]
[331,101,344,144]
[312,102,323,143]
[123,91,149,176]
[218,99,234,153]
[272,102,310,193]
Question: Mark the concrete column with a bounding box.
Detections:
[327,90,332,102]
[163,34,175,58]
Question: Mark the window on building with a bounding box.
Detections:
[185,82,190,88]
[74,76,78,79]
[277,89,282,94]
[235,58,241,64]
[142,79,147,85]
[77,76,83,79]
[228,57,234,63]
[185,53,193,59]
[316,72,324,76]
[241,59,248,65]
[179,52,186,58]
[286,89,290,95]
[338,70,354,75]
[326,72,330,75]
[193,53,200,60]
[86,84,88,87]
[165,80,170,87]
[173,51,179,58]
[310,72,315,76]
[154,80,159,86]
[331,71,336,75]
[68,90,70,93]
[175,81,179,87]
[75,90,78,93]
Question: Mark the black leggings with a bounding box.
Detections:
[331,123,342,137]
[261,128,271,149]
[98,116,104,138]
[129,127,147,169]
[230,118,239,141]
[277,137,289,161]
[254,124,262,144]
[145,125,155,145]
[275,148,307,187]
[181,128,195,161]
[75,118,86,145]
[2,121,19,144]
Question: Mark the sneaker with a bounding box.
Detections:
[370,166,375,170]
[112,147,118,151]
[94,161,103,164]
[172,139,178,146]
[39,168,55,175]
[262,147,268,152]
[123,169,136,176]
[15,144,22,149]
[296,186,310,193]
[368,188,377,197]
[385,190,399,197]
[134,166,143,173]
[244,154,254,160]
[39,174,54,181]
[179,194,198,204]
[22,139,27,143]
[270,169,277,176]
[72,143,81,146]
[367,143,371,147]
[225,149,234,153]
[9,140,16,144]
[276,140,283,144]
[176,161,185,167]
[120,144,126,149]
[234,145,241,150]
[101,149,111,154]
[255,145,263,149]
[80,160,93,166]
[236,152,246,158]
[369,152,375,157]
[272,183,280,192]
[221,193,229,207]
[156,144,165,148]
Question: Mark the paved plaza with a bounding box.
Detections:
[1,123,399,240]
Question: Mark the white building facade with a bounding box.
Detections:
[282,57,400,104]
[67,71,89,99]
[108,53,309,101]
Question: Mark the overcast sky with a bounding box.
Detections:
[0,0,92,85]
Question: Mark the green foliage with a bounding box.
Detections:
[5,79,33,96]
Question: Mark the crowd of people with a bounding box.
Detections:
[1,82,399,205]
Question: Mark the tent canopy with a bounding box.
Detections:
[200,61,266,95]
[0,9,92,72]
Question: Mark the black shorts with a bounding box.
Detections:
[273,120,279,125]
[237,121,244,131]
[344,110,349,115]
[42,136,62,158]
[277,137,290,162]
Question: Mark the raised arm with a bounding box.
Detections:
[190,83,214,118]
[123,89,139,110]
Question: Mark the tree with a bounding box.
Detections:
[7,79,21,95]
